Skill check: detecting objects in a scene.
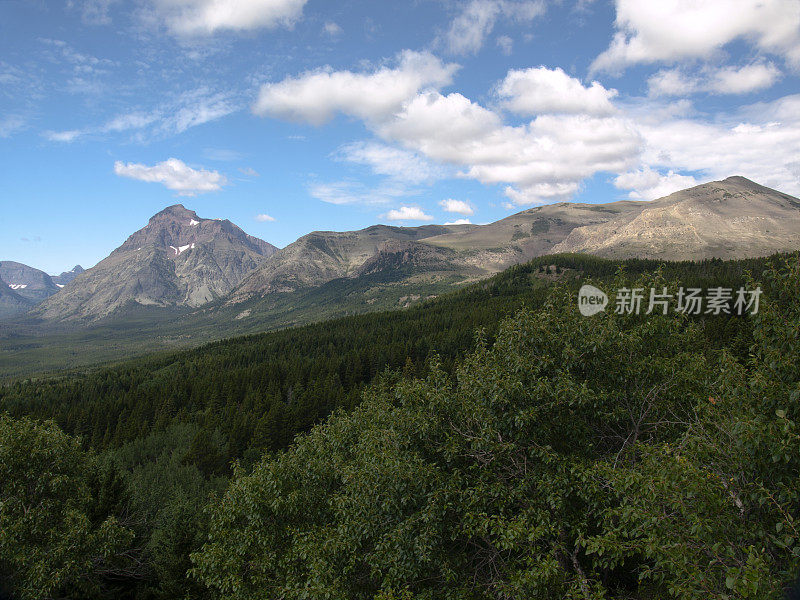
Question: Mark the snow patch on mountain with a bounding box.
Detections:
[169,243,195,256]
[8,284,27,290]
[189,219,200,226]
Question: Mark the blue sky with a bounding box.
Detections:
[2,0,799,274]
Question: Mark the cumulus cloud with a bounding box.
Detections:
[253,50,458,125]
[337,141,447,184]
[150,0,308,36]
[439,199,474,215]
[444,218,473,225]
[648,63,782,96]
[443,0,545,55]
[709,63,783,94]
[613,167,699,200]
[592,0,800,73]
[630,93,800,197]
[258,50,800,208]
[258,55,641,206]
[382,206,434,221]
[378,91,640,205]
[113,158,227,195]
[255,213,275,221]
[497,66,618,116]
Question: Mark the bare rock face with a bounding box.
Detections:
[33,205,277,322]
[51,265,85,286]
[422,201,647,269]
[0,276,36,319]
[550,177,800,260]
[227,224,471,303]
[0,262,60,303]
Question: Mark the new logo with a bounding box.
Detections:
[578,284,608,316]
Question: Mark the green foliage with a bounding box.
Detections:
[190,257,800,599]
[0,415,134,600]
[1,253,797,599]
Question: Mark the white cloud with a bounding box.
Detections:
[259,57,641,207]
[382,206,434,221]
[503,181,582,205]
[43,129,83,142]
[379,91,640,205]
[709,63,782,94]
[68,0,118,25]
[338,141,446,184]
[613,167,699,200]
[253,50,458,125]
[308,181,408,205]
[42,87,239,143]
[439,198,474,215]
[646,69,697,97]
[166,88,239,134]
[104,112,160,132]
[443,0,545,55]
[255,213,275,221]
[0,115,25,138]
[113,158,227,195]
[445,218,473,225]
[649,63,782,96]
[497,66,618,116]
[496,35,513,55]
[592,0,800,73]
[323,21,342,36]
[629,93,800,197]
[151,0,308,36]
[239,167,259,177]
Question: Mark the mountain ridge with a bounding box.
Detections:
[9,176,800,324]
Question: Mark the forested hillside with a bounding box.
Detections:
[1,253,797,599]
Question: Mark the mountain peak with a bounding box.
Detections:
[150,204,199,222]
[722,175,761,188]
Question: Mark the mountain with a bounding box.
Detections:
[225,176,800,306]
[52,265,85,287]
[0,276,36,319]
[227,223,473,303]
[0,261,60,303]
[22,176,800,322]
[32,205,277,322]
[421,200,648,270]
[549,176,800,260]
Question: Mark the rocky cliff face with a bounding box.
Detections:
[33,205,277,321]
[227,223,472,303]
[0,262,60,303]
[52,265,85,286]
[0,276,35,319]
[550,177,800,260]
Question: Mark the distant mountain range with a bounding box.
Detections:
[3,176,800,324]
[52,265,85,287]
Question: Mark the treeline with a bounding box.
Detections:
[0,253,795,599]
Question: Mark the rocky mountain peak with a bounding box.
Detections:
[33,205,278,321]
[149,204,199,222]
